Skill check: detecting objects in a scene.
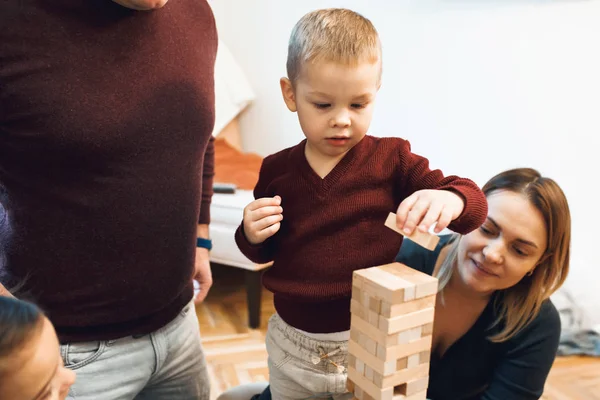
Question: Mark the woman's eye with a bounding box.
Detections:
[513,247,527,256]
[480,226,494,235]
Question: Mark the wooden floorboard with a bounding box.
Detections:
[198,264,600,399]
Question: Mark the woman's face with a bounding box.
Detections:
[0,317,75,400]
[456,190,548,296]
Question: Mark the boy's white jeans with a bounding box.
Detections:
[267,313,353,400]
[60,301,209,400]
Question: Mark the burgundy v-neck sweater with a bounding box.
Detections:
[0,0,217,341]
[235,136,487,333]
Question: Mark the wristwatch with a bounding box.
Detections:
[196,237,213,251]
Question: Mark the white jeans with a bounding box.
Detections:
[60,301,209,400]
[266,314,353,400]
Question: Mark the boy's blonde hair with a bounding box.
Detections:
[286,8,382,83]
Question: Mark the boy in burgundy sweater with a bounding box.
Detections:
[234,8,487,399]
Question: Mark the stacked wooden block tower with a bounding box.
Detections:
[346,261,438,400]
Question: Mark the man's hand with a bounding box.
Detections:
[396,189,465,235]
[242,196,283,245]
[194,224,213,304]
[193,247,213,304]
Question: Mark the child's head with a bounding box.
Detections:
[281,9,382,162]
[0,297,75,400]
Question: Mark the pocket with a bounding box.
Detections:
[265,331,292,369]
[61,341,107,370]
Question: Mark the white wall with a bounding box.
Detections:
[210,0,600,327]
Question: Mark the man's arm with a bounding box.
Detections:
[194,135,215,303]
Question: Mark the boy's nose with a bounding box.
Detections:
[330,110,351,128]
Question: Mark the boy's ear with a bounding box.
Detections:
[280,77,297,112]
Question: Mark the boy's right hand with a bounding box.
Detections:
[242,195,283,245]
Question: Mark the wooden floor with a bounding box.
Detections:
[198,265,600,400]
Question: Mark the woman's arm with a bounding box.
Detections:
[481,301,561,400]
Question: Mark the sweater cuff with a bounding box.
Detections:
[234,224,272,264]
[442,187,487,234]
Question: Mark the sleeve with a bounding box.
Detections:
[198,135,215,224]
[481,302,561,400]
[396,139,488,234]
[234,156,278,264]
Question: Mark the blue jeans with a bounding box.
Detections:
[60,301,209,400]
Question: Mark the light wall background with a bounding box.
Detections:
[210,0,600,327]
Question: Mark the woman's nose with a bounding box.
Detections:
[483,240,505,264]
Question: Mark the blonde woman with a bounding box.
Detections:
[394,167,570,400]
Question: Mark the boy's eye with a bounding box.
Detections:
[351,103,366,109]
[314,103,331,109]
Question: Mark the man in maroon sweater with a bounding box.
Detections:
[234,8,488,399]
[0,0,216,398]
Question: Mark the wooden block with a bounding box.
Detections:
[349,340,397,376]
[408,327,422,342]
[351,299,368,321]
[351,299,383,329]
[369,296,382,314]
[405,377,429,396]
[384,212,440,251]
[354,268,416,304]
[419,350,431,364]
[392,390,428,400]
[396,326,422,345]
[365,336,378,356]
[380,295,436,319]
[355,386,364,400]
[375,335,433,361]
[373,362,430,389]
[347,377,356,393]
[379,308,435,334]
[352,285,362,301]
[396,357,408,370]
[407,354,420,369]
[368,309,381,326]
[421,323,433,336]
[349,353,357,369]
[365,365,374,381]
[351,314,398,346]
[348,366,394,400]
[351,326,362,343]
[356,358,366,375]
[379,263,438,299]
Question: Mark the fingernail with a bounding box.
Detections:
[403,228,411,234]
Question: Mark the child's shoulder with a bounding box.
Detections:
[260,140,304,170]
[364,135,413,155]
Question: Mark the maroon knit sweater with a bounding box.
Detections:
[235,136,487,333]
[0,0,217,341]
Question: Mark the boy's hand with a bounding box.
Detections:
[396,189,464,235]
[243,196,283,245]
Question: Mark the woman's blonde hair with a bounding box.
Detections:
[436,168,571,342]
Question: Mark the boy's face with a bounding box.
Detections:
[280,60,380,162]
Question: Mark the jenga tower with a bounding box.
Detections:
[346,262,438,400]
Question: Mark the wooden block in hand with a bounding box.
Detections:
[384,212,440,251]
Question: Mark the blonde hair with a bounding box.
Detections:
[437,168,571,342]
[286,8,382,83]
